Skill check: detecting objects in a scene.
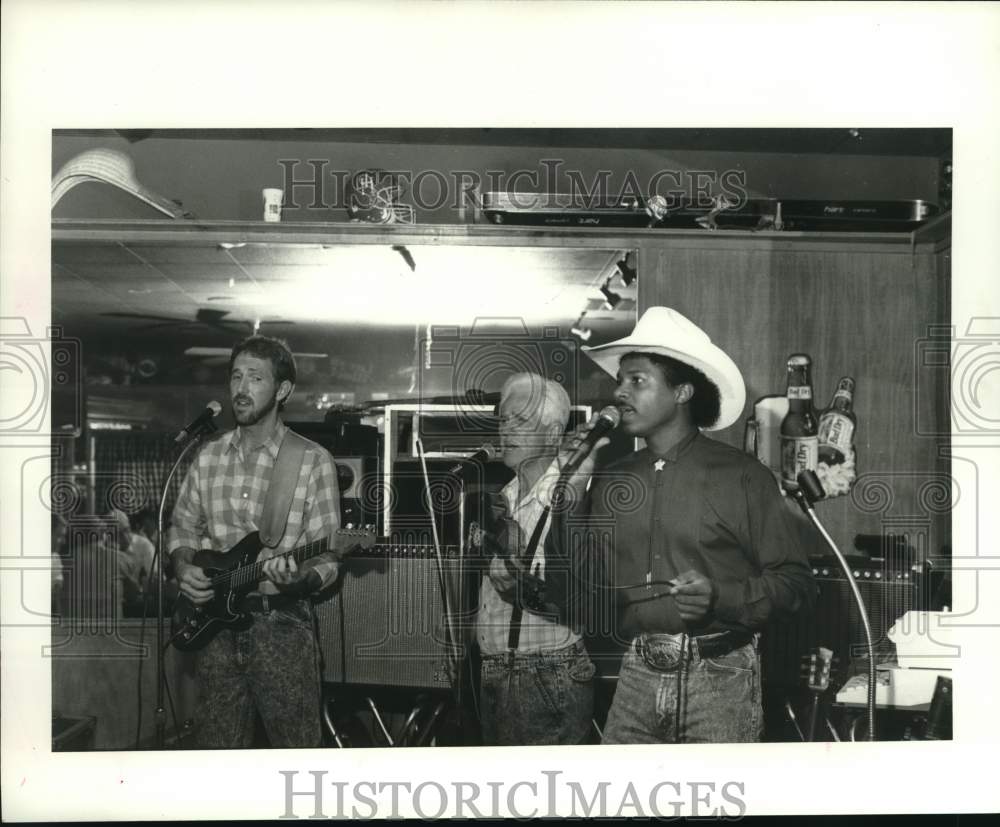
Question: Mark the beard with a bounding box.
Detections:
[232,392,278,426]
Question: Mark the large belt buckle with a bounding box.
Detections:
[638,635,686,673]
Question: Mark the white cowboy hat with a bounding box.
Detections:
[583,306,746,431]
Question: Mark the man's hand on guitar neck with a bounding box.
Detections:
[262,554,325,596]
[172,547,214,606]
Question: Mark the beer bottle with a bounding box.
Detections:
[780,354,818,491]
[818,376,857,466]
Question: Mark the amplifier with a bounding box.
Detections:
[761,558,926,691]
[314,543,469,690]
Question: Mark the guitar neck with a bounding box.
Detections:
[244,537,329,584]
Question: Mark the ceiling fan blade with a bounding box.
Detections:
[136,321,189,331]
[194,307,235,323]
[101,311,185,323]
[185,346,231,357]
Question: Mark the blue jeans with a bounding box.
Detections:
[602,633,762,744]
[194,601,322,748]
[479,641,596,746]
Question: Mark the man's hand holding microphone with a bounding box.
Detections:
[555,405,620,501]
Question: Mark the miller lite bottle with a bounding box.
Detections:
[780,354,818,491]
[818,376,857,465]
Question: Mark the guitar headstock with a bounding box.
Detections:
[333,525,376,554]
[805,646,834,692]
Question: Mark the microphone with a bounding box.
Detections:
[448,443,497,477]
[174,401,222,444]
[791,470,826,514]
[561,405,621,476]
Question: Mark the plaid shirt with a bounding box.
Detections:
[168,420,341,593]
[477,459,582,655]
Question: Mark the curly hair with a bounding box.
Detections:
[621,351,721,429]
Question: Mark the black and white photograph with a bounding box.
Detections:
[3,2,999,821]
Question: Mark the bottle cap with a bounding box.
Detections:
[787,353,812,367]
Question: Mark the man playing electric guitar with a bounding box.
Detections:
[168,335,342,749]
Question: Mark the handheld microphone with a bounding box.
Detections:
[448,443,497,477]
[174,401,222,444]
[561,405,621,476]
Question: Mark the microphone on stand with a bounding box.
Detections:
[790,469,826,513]
[174,401,222,444]
[560,405,621,477]
[447,443,497,477]
[793,469,877,742]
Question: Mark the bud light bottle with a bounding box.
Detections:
[818,376,857,465]
[780,354,818,491]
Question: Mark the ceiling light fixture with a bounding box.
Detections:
[571,311,593,342]
[393,245,416,272]
[616,257,637,287]
[600,279,622,310]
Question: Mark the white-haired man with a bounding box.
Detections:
[474,372,596,746]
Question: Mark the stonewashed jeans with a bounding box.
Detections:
[479,640,596,746]
[602,632,763,744]
[194,600,323,748]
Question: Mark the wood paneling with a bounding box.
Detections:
[640,239,950,560]
[50,621,197,750]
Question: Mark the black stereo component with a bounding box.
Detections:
[481,192,940,233]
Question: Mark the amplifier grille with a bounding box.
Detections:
[315,550,465,690]
[761,563,924,690]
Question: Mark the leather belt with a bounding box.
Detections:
[691,630,753,659]
[636,630,753,672]
[237,594,303,614]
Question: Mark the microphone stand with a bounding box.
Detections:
[791,471,877,742]
[154,432,210,749]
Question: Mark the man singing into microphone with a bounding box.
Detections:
[168,335,341,748]
[473,372,596,746]
[548,307,816,744]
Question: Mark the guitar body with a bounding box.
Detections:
[169,527,374,653]
[171,532,266,652]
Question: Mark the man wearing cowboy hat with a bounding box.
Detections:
[547,306,816,744]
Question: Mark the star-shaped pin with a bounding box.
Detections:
[654,459,666,472]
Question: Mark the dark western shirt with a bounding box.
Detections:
[546,431,818,640]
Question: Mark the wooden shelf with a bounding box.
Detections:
[51,218,943,255]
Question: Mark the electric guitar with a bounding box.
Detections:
[804,646,834,742]
[170,527,375,652]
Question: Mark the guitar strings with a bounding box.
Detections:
[205,531,368,589]
[207,538,328,588]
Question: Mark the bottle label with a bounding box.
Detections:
[781,435,818,487]
[787,386,812,400]
[819,412,855,453]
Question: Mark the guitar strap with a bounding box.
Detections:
[506,505,551,651]
[258,429,309,549]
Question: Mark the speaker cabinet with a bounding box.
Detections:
[761,559,925,690]
[315,545,467,690]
